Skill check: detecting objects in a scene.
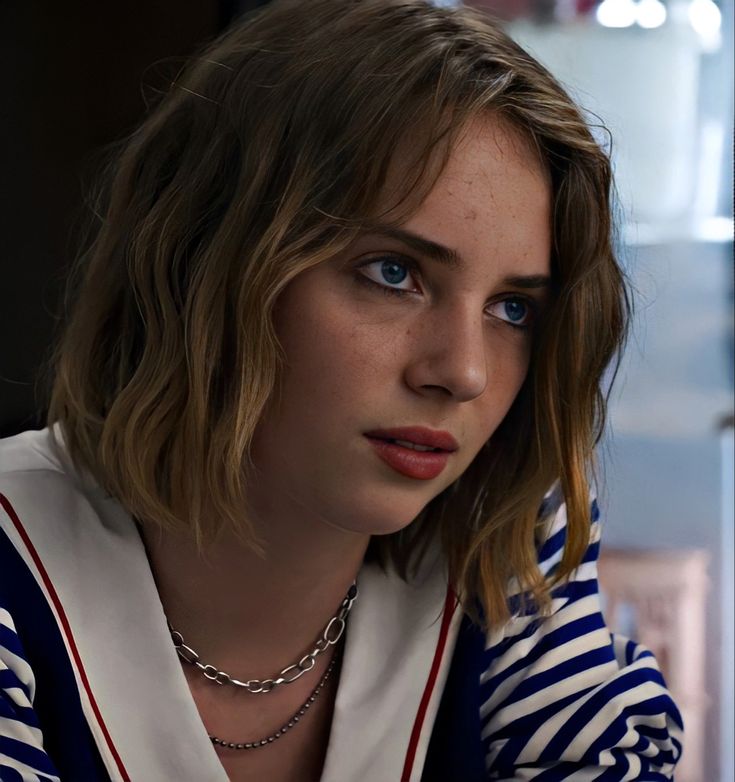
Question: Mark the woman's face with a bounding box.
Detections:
[248,117,552,537]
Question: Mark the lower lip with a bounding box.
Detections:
[365,437,450,480]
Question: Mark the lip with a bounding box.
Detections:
[365,438,451,480]
[363,427,458,481]
[363,427,459,452]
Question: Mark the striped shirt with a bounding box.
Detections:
[0,428,682,781]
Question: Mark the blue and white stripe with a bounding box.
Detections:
[478,498,683,780]
[0,610,61,782]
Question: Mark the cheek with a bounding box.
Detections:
[500,350,532,414]
[282,324,370,386]
[473,344,532,439]
[275,307,389,424]
[277,283,404,384]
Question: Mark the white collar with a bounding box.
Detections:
[1,428,463,781]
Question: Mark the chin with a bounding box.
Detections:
[362,518,417,537]
[333,498,429,537]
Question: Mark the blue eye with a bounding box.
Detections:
[488,297,535,329]
[504,300,527,323]
[380,260,408,285]
[357,257,418,294]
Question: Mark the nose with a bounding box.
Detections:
[403,304,488,402]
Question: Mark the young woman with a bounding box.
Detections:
[0,1,682,780]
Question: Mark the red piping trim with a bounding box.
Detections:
[0,493,131,782]
[401,585,458,782]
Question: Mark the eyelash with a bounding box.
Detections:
[354,256,538,331]
[355,256,421,296]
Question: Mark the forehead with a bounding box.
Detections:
[386,116,552,278]
[425,117,547,207]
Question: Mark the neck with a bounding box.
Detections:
[139,491,369,678]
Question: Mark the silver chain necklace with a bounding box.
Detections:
[169,582,357,693]
[209,651,339,750]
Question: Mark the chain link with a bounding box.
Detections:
[209,652,340,751]
[170,581,357,694]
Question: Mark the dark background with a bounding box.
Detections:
[0,0,273,438]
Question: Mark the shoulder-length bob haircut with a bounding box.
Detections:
[48,0,628,627]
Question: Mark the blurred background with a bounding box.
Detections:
[1,0,732,778]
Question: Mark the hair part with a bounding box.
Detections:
[48,0,629,628]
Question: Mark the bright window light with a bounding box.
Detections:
[689,0,722,50]
[596,0,639,27]
[636,0,668,27]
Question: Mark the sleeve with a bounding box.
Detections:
[479,496,684,781]
[0,608,61,782]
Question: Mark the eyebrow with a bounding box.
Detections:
[500,274,552,290]
[361,223,552,289]
[363,223,461,268]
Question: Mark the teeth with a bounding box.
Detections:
[393,439,437,452]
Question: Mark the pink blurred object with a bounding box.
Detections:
[598,548,709,782]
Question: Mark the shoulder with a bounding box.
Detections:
[535,481,601,581]
[0,425,74,477]
[0,426,140,632]
[0,426,128,551]
[0,426,90,530]
[0,430,74,780]
[0,429,155,781]
[479,489,683,780]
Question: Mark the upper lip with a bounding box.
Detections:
[364,427,459,452]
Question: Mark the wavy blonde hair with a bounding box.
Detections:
[48,0,628,627]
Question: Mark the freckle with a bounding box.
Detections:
[465,209,478,222]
